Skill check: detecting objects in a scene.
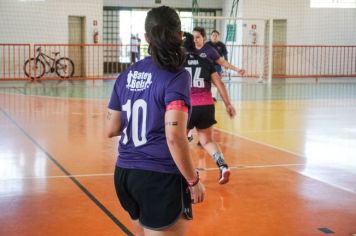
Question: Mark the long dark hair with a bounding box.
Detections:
[145,6,185,71]
[183,32,195,53]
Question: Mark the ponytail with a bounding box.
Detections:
[145,6,185,72]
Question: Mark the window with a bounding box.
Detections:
[103,7,221,66]
[311,0,356,8]
[178,10,218,35]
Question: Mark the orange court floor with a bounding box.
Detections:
[0,80,355,236]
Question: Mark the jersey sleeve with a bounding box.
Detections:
[164,70,191,108]
[108,77,122,111]
[209,45,221,62]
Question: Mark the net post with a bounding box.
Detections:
[268,18,273,84]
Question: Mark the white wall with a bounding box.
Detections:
[0,0,103,78]
[0,0,103,44]
[1,0,354,45]
[103,0,223,9]
[223,0,356,45]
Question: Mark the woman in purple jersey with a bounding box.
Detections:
[106,6,205,236]
[183,32,236,185]
[206,30,228,74]
[193,26,245,76]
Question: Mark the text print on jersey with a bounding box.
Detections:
[126,70,153,91]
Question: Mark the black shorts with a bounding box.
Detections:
[114,167,192,230]
[188,105,217,130]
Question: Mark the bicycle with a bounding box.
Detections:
[24,47,75,79]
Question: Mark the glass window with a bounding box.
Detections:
[311,0,356,8]
[103,7,220,63]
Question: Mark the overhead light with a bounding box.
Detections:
[19,0,45,2]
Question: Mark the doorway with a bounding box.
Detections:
[68,16,85,77]
[272,19,287,76]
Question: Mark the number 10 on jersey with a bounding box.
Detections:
[122,99,148,146]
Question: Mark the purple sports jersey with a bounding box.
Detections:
[206,41,228,73]
[196,44,221,64]
[206,41,228,60]
[184,53,216,106]
[108,57,191,174]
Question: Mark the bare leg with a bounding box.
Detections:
[196,127,230,184]
[132,220,145,236]
[143,216,190,236]
[196,127,220,155]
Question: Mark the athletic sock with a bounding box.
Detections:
[212,152,227,168]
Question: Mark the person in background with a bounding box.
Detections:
[193,26,245,76]
[206,30,228,102]
[106,6,205,236]
[206,30,228,75]
[194,27,244,103]
[183,32,236,185]
[136,33,142,60]
[130,34,139,63]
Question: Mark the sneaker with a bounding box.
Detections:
[218,166,230,184]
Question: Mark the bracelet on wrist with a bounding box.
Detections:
[187,171,199,187]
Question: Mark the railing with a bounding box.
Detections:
[30,44,139,80]
[0,44,355,81]
[0,44,31,80]
[224,45,269,78]
[272,45,356,78]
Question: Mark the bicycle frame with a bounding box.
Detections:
[36,52,56,73]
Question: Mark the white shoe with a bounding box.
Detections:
[219,166,230,184]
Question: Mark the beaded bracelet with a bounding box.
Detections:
[187,171,200,187]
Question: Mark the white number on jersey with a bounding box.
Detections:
[185,67,205,88]
[122,99,147,146]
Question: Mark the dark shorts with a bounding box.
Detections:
[188,105,217,130]
[214,64,223,75]
[114,167,192,230]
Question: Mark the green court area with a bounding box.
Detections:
[1,79,356,101]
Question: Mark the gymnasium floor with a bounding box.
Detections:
[0,80,355,235]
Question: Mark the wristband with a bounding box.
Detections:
[187,171,200,187]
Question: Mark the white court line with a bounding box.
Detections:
[298,172,356,195]
[4,92,108,102]
[5,163,304,180]
[2,173,114,180]
[0,110,101,116]
[214,128,356,195]
[214,127,306,158]
[197,163,305,171]
[4,164,356,194]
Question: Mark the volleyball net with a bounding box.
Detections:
[180,16,273,82]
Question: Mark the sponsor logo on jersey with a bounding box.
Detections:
[199,52,207,58]
[126,70,152,91]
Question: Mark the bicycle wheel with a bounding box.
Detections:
[55,57,74,78]
[23,58,45,79]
